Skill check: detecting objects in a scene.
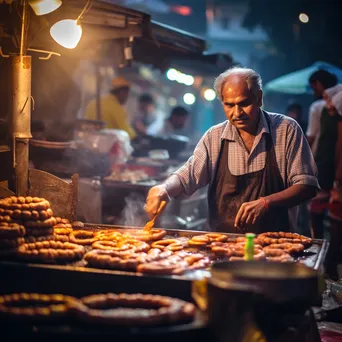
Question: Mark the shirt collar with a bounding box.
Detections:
[221,109,270,141]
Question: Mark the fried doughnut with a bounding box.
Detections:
[25,227,54,237]
[0,197,51,211]
[228,246,266,261]
[266,243,305,255]
[85,248,171,271]
[0,293,80,320]
[211,242,233,254]
[0,237,25,248]
[72,221,84,229]
[188,235,210,247]
[55,217,70,224]
[258,232,312,247]
[204,233,228,242]
[18,241,85,262]
[0,208,14,216]
[25,217,57,228]
[151,239,184,251]
[92,239,150,254]
[25,235,56,243]
[0,223,25,238]
[95,230,123,241]
[0,215,13,223]
[122,229,167,242]
[77,293,195,326]
[54,227,73,236]
[69,230,97,245]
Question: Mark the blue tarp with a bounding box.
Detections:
[264,62,342,94]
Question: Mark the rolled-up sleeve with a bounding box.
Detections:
[286,120,319,188]
[173,130,212,197]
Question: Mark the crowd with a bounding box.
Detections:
[84,76,190,140]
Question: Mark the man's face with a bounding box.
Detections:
[323,91,336,115]
[287,110,298,121]
[171,115,187,130]
[116,87,130,105]
[221,75,262,132]
[310,80,324,98]
[139,102,155,116]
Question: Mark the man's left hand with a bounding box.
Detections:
[234,199,268,229]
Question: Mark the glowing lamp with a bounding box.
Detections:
[183,93,196,105]
[50,19,82,49]
[29,0,62,16]
[204,88,216,101]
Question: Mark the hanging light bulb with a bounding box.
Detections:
[50,19,82,49]
[29,0,62,16]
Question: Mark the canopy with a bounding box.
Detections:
[264,61,342,94]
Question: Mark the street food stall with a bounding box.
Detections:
[0,1,330,341]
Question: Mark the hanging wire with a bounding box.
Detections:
[76,0,92,24]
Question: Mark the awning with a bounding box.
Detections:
[0,1,207,65]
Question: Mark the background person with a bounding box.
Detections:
[84,77,136,139]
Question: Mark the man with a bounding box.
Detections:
[322,90,342,280]
[307,70,337,156]
[84,76,136,139]
[286,103,305,131]
[132,93,163,136]
[310,84,342,239]
[156,106,190,136]
[145,67,318,233]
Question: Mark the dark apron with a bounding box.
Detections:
[208,113,289,233]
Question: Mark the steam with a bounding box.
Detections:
[121,193,146,227]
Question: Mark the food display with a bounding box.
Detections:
[0,196,317,276]
[0,292,196,327]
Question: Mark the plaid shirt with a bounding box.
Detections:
[174,111,319,230]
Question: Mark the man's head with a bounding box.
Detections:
[286,103,303,122]
[323,84,342,115]
[214,66,263,132]
[169,106,189,130]
[111,77,130,105]
[309,70,337,98]
[138,93,155,116]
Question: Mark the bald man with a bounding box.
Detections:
[144,67,319,233]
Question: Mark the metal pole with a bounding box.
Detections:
[7,0,32,196]
[95,64,102,121]
[9,55,32,196]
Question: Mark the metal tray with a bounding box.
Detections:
[0,226,328,301]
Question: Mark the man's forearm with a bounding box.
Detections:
[163,175,185,198]
[264,184,317,208]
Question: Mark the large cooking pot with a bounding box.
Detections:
[193,261,321,342]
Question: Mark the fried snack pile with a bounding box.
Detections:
[0,196,314,274]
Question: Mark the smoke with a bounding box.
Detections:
[121,193,146,227]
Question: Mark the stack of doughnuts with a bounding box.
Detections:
[0,222,26,257]
[0,196,56,243]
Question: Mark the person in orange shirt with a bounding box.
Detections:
[85,77,136,139]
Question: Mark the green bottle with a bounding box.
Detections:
[244,233,255,261]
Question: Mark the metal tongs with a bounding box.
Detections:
[144,201,167,231]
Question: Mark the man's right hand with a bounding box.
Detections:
[145,184,170,219]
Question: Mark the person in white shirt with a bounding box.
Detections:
[132,94,164,136]
[307,70,338,156]
[156,106,190,136]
